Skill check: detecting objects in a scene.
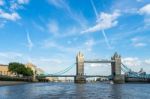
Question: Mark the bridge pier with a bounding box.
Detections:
[74,75,86,83]
[75,52,86,83]
[111,52,125,83]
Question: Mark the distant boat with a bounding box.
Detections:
[110,81,114,84]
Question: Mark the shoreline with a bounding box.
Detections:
[0,81,29,86]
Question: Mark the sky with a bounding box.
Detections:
[0,0,150,75]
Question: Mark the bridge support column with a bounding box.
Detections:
[111,52,124,84]
[75,52,86,83]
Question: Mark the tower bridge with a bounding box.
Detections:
[37,52,150,83]
[37,52,126,84]
[74,52,124,83]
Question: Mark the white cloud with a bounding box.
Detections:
[122,57,141,67]
[139,4,150,27]
[48,0,65,8]
[122,57,150,73]
[139,4,150,15]
[42,39,80,54]
[86,57,150,71]
[10,3,20,10]
[82,11,120,33]
[27,32,34,51]
[0,10,21,21]
[0,52,22,58]
[85,39,95,46]
[85,63,111,75]
[18,0,29,4]
[133,42,147,47]
[45,20,83,38]
[35,58,63,64]
[131,37,147,47]
[42,38,96,55]
[0,52,23,64]
[0,23,4,28]
[47,0,88,29]
[137,0,143,2]
[42,40,59,49]
[38,17,81,38]
[145,59,150,65]
[88,0,113,49]
[54,26,80,38]
[0,0,4,6]
[0,0,30,26]
[0,20,6,28]
[29,55,76,74]
[10,0,29,10]
[47,20,59,35]
[84,39,96,51]
[89,63,109,67]
[131,37,140,42]
[47,0,88,38]
[33,22,45,32]
[90,64,100,67]
[122,8,138,14]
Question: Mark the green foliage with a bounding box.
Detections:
[24,67,33,76]
[8,62,33,76]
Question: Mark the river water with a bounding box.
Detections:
[0,82,150,99]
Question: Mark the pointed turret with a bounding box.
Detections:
[111,52,124,83]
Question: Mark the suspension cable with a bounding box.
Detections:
[45,63,75,75]
[52,64,75,75]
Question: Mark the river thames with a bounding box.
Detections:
[0,82,150,99]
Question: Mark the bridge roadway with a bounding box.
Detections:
[38,75,109,78]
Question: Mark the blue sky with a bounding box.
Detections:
[0,0,150,75]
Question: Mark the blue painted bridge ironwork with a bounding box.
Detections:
[121,63,150,79]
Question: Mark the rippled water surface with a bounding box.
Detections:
[0,82,150,99]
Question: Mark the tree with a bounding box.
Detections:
[8,62,22,75]
[8,62,33,76]
[24,67,33,76]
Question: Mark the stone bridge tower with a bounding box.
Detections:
[75,52,86,83]
[111,52,124,83]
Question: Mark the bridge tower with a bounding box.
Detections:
[74,52,86,83]
[111,52,124,83]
